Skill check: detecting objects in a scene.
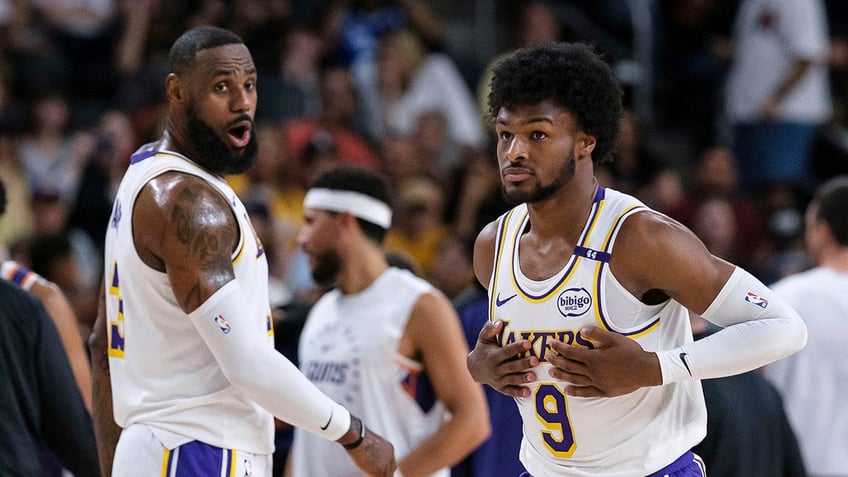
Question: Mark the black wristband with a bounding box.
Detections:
[342,417,366,450]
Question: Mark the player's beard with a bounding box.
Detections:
[309,248,343,287]
[502,149,575,206]
[186,100,258,175]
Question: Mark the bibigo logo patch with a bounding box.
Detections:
[557,287,592,318]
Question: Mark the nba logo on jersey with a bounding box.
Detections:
[214,314,232,334]
[744,291,769,308]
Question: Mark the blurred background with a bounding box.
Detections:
[1,0,846,368]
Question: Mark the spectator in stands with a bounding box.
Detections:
[372,28,486,152]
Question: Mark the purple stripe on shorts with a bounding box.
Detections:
[225,449,233,476]
[646,451,695,477]
[165,448,175,475]
[174,441,222,477]
[516,451,702,477]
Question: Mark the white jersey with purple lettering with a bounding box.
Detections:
[103,143,274,454]
[290,267,449,477]
[490,186,706,477]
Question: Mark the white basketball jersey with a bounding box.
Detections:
[490,187,706,477]
[104,143,275,454]
[290,267,449,477]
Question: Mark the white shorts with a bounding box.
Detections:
[113,423,272,477]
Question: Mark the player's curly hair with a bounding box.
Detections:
[308,165,393,244]
[169,26,244,75]
[487,42,623,164]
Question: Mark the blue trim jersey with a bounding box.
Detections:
[490,187,706,477]
[103,143,274,454]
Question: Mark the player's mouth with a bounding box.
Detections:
[227,121,252,148]
[503,166,532,182]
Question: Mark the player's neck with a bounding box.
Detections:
[160,127,191,158]
[336,246,389,295]
[527,176,598,241]
[819,248,848,274]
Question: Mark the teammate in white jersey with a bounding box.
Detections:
[466,42,808,477]
[289,165,490,476]
[88,26,395,477]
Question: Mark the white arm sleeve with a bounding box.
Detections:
[188,280,350,440]
[656,266,807,384]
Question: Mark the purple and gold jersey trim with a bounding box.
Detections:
[591,204,659,336]
[507,186,607,303]
[489,208,517,321]
[130,148,158,164]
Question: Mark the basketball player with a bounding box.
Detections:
[466,42,807,476]
[89,26,395,477]
[288,165,490,476]
[763,176,848,476]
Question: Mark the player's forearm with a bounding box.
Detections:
[89,285,121,477]
[188,280,352,440]
[40,283,93,413]
[91,364,120,477]
[398,405,491,476]
[658,267,807,383]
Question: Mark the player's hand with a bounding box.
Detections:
[466,320,538,398]
[344,418,397,476]
[547,326,662,397]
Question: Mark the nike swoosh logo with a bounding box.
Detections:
[679,352,693,377]
[320,409,333,431]
[495,293,518,307]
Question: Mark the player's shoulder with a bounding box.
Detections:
[142,171,231,216]
[616,206,696,252]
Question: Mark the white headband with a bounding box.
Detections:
[303,188,393,229]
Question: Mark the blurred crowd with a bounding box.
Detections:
[0,0,846,356]
[1,0,847,475]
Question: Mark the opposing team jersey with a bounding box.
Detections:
[490,187,706,477]
[103,143,275,454]
[290,267,449,477]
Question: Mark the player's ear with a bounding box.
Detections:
[165,73,186,103]
[576,132,596,158]
[338,211,359,231]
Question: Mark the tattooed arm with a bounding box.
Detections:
[132,171,238,312]
[133,172,396,474]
